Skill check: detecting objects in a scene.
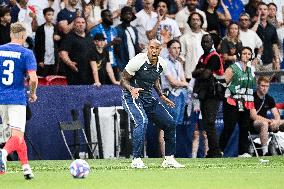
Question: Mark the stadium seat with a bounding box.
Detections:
[248,103,284,157]
[276,103,284,119]
[248,131,283,157]
[38,77,49,86]
[45,75,67,86]
[248,131,264,157]
[31,75,67,86]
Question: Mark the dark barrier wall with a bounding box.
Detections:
[26,84,284,160]
[27,85,122,160]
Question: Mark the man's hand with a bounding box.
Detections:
[111,37,122,46]
[76,9,82,17]
[94,82,101,87]
[269,119,280,129]
[29,93,37,103]
[139,43,145,50]
[113,81,120,85]
[68,61,78,72]
[29,12,37,20]
[251,58,259,67]
[273,60,280,70]
[157,7,165,22]
[160,95,175,108]
[54,34,61,41]
[131,88,144,99]
[84,5,92,18]
[39,62,44,68]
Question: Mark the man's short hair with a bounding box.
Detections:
[0,6,10,18]
[268,2,277,10]
[239,12,250,20]
[153,0,169,10]
[187,12,204,28]
[10,22,26,35]
[101,9,111,18]
[120,6,135,21]
[150,38,162,46]
[74,16,86,23]
[258,1,268,8]
[43,7,54,16]
[121,6,133,15]
[257,76,270,85]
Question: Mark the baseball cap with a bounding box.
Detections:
[93,33,106,40]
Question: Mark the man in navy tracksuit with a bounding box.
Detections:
[120,39,184,168]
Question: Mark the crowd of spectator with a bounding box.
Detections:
[1,0,284,157]
[0,0,283,82]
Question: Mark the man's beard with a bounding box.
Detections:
[103,19,113,26]
[96,47,104,53]
[187,4,196,11]
[75,28,85,35]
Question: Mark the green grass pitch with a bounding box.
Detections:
[1,157,284,189]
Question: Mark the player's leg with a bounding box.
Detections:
[200,98,222,158]
[202,130,209,157]
[158,129,165,157]
[191,123,200,158]
[2,105,34,179]
[279,120,284,131]
[0,105,9,174]
[147,100,184,168]
[254,120,269,155]
[122,96,148,168]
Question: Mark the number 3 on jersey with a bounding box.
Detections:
[2,60,14,85]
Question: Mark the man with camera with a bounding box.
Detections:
[192,34,224,158]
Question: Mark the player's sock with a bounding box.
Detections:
[22,163,34,179]
[17,139,28,165]
[1,149,8,159]
[262,145,268,156]
[4,136,21,154]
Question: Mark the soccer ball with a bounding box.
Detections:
[69,159,90,178]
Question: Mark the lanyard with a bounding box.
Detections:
[99,24,115,64]
[99,24,114,41]
[256,95,266,114]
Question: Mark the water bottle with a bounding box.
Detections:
[238,100,244,111]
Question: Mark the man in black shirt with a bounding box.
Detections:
[89,33,120,86]
[0,6,11,45]
[192,34,224,158]
[255,2,280,71]
[59,17,93,85]
[250,76,284,155]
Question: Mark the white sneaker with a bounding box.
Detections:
[0,149,7,174]
[131,158,148,169]
[23,164,34,180]
[162,155,185,168]
[238,153,252,158]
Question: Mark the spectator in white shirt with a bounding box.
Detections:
[239,12,263,71]
[175,0,207,33]
[146,0,181,57]
[131,0,157,51]
[180,12,207,80]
